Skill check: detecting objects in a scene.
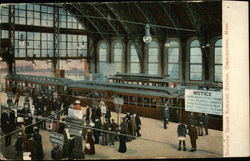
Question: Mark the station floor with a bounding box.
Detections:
[0,92,223,160]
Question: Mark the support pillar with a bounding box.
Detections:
[53,6,60,77]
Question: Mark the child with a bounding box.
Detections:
[177,122,187,151]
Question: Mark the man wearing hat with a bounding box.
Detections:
[162,102,169,129]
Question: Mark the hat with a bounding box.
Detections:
[75,100,80,104]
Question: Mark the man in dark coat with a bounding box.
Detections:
[14,94,20,106]
[135,114,141,137]
[197,113,204,136]
[102,120,110,145]
[187,112,196,129]
[68,135,75,160]
[7,97,13,107]
[188,124,198,152]
[105,107,111,123]
[95,106,102,120]
[91,106,97,123]
[1,112,8,129]
[203,113,209,135]
[3,120,15,146]
[162,103,169,129]
[110,119,118,142]
[177,122,187,151]
[33,128,44,160]
[86,106,91,124]
[93,119,101,144]
[40,106,50,129]
[9,111,16,130]
[24,116,33,135]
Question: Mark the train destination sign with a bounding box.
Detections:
[185,89,222,115]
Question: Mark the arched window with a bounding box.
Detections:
[214,39,222,82]
[113,42,123,73]
[130,44,140,73]
[189,40,202,81]
[167,40,180,79]
[98,42,108,74]
[148,41,159,75]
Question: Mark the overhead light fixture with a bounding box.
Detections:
[19,34,25,47]
[0,57,2,61]
[143,24,152,44]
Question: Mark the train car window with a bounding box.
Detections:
[123,95,128,104]
[138,97,142,106]
[130,96,135,105]
[151,98,157,108]
[144,98,150,107]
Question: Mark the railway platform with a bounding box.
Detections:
[0,91,223,160]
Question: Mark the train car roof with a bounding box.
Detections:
[109,76,173,83]
[113,73,164,79]
[71,80,178,94]
[5,74,72,86]
[68,81,179,98]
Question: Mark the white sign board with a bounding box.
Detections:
[68,108,83,119]
[185,89,222,115]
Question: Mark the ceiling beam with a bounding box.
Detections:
[69,4,105,40]
[105,3,143,63]
[158,2,181,36]
[133,2,158,35]
[89,4,119,36]
[105,3,131,35]
[182,3,209,46]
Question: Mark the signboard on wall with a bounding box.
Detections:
[185,89,222,115]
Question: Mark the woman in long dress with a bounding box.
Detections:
[84,130,95,155]
[118,131,127,153]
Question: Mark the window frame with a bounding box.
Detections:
[147,40,161,75]
[111,39,125,73]
[97,41,109,74]
[188,39,203,81]
[165,38,181,80]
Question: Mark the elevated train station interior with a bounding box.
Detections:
[0,1,223,160]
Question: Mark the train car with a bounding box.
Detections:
[5,74,72,95]
[67,80,180,120]
[5,74,222,130]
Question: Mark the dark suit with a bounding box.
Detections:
[189,125,198,151]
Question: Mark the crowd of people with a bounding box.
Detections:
[0,87,213,159]
[1,87,143,160]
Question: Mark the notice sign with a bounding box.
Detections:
[185,89,222,115]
